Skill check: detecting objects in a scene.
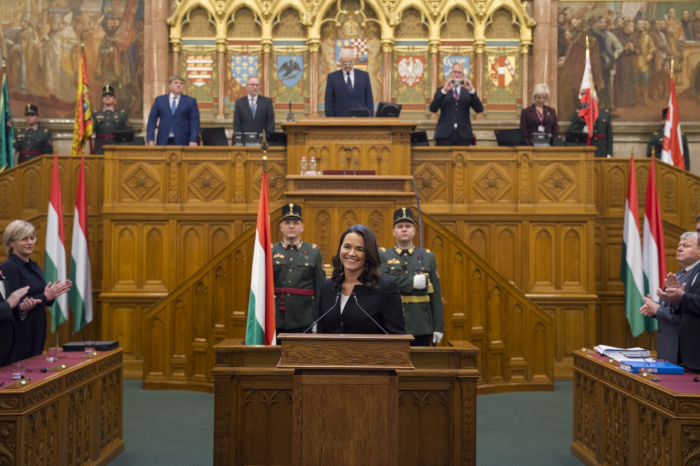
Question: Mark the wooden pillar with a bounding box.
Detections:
[382,39,393,102]
[308,39,320,117]
[143,0,171,122]
[262,40,272,97]
[474,41,484,96]
[172,41,180,76]
[217,40,226,119]
[430,40,439,120]
[521,45,530,108]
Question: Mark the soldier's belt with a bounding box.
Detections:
[19,150,42,156]
[401,295,430,304]
[274,287,315,311]
[592,134,606,139]
[95,134,115,139]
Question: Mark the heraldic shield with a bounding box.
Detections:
[231,55,259,85]
[277,56,303,87]
[488,56,516,88]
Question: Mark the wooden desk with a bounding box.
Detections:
[0,349,124,466]
[571,349,700,466]
[213,339,480,466]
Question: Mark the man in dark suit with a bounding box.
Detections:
[429,62,483,146]
[640,232,700,363]
[147,75,200,146]
[324,48,374,117]
[0,273,35,367]
[656,215,700,371]
[233,76,275,137]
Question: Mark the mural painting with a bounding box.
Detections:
[558,1,700,121]
[0,0,144,119]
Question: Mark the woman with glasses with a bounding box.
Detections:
[1,220,71,363]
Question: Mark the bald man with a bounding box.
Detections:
[324,48,374,117]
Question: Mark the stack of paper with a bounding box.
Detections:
[593,345,650,361]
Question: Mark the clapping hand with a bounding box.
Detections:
[657,282,686,305]
[44,280,72,301]
[639,294,659,317]
[19,297,39,312]
[665,272,681,289]
[6,286,29,308]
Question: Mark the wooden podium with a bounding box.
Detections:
[277,334,414,466]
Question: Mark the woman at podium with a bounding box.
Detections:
[316,225,405,334]
[519,83,559,145]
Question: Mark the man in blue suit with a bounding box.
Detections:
[324,48,374,117]
[147,75,200,146]
[429,62,483,146]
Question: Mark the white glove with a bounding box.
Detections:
[413,274,427,290]
[432,332,443,345]
[312,323,318,334]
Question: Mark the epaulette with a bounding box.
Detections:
[379,247,386,252]
[425,249,431,254]
[312,244,318,249]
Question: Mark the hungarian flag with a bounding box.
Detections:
[578,45,599,145]
[0,72,14,171]
[641,158,665,334]
[46,155,69,332]
[69,157,93,333]
[71,50,93,155]
[244,171,276,345]
[660,78,684,169]
[620,158,649,337]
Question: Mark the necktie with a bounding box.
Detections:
[452,87,459,101]
[678,269,688,279]
[346,72,353,92]
[250,99,256,118]
[171,97,178,115]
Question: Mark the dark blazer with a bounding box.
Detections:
[147,94,201,145]
[233,95,275,136]
[653,265,699,363]
[429,87,483,141]
[0,279,14,367]
[520,104,559,146]
[674,263,700,370]
[316,276,405,334]
[324,69,374,117]
[0,254,53,364]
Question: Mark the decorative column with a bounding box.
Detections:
[217,39,226,119]
[382,39,393,101]
[474,40,485,96]
[144,0,171,122]
[171,40,181,76]
[521,43,530,108]
[429,39,440,120]
[308,38,320,117]
[532,0,558,109]
[262,39,272,97]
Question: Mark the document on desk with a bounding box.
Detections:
[593,345,651,361]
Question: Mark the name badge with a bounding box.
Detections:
[538,125,545,132]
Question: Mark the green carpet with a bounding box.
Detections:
[112,380,580,466]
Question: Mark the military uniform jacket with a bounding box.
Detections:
[272,241,325,330]
[569,109,613,158]
[14,127,53,161]
[647,130,690,170]
[93,109,131,155]
[379,246,444,336]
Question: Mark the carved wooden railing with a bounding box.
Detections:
[142,207,555,394]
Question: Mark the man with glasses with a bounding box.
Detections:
[234,76,275,138]
[324,48,374,117]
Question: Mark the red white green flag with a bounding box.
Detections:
[245,171,276,345]
[69,156,93,333]
[660,78,685,169]
[641,158,664,333]
[46,155,68,332]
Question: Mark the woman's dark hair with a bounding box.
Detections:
[331,224,381,289]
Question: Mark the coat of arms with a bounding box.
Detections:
[488,56,516,88]
[231,55,259,85]
[277,56,303,87]
[186,55,214,87]
[398,56,424,87]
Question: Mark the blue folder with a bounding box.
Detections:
[619,360,684,374]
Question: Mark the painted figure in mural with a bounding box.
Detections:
[649,19,671,101]
[665,8,683,42]
[40,12,79,104]
[12,14,40,96]
[634,19,655,106]
[613,19,639,108]
[95,14,133,95]
[682,10,697,41]
[563,22,603,115]
[589,17,615,111]
[694,10,700,36]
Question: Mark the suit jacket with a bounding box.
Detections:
[233,95,275,136]
[520,104,559,146]
[673,262,700,370]
[147,94,201,145]
[316,277,405,334]
[654,265,699,363]
[0,254,53,364]
[429,87,483,141]
[324,69,374,117]
[0,277,13,367]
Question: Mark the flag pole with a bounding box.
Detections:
[261,129,269,173]
[585,36,591,147]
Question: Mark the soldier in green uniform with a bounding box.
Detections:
[379,208,444,346]
[569,106,613,158]
[647,108,690,170]
[272,204,325,338]
[93,85,131,155]
[14,104,53,164]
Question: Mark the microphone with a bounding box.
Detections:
[358,102,372,118]
[352,293,388,334]
[303,292,341,333]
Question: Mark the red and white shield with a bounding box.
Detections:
[488,56,515,88]
[398,56,425,87]
[186,55,214,87]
